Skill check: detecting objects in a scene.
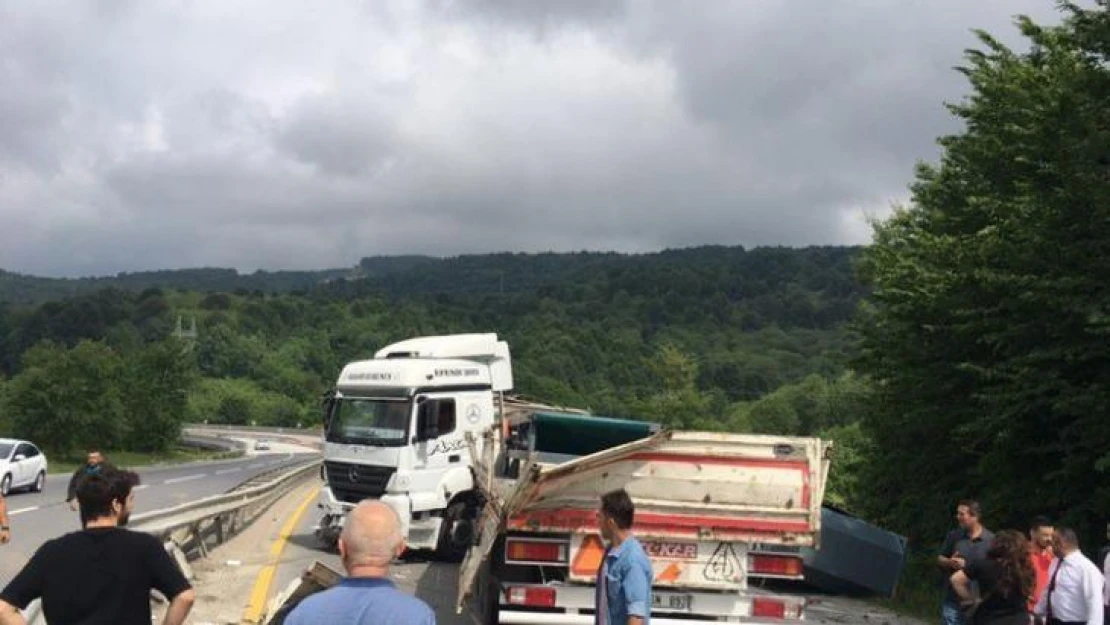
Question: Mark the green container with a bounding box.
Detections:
[531,411,660,457]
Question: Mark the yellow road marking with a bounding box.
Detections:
[241,484,321,624]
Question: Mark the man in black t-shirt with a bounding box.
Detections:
[937,499,995,625]
[0,468,195,625]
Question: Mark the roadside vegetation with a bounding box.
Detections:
[47,446,243,475]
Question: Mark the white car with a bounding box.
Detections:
[0,438,48,496]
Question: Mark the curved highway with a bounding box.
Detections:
[0,434,319,589]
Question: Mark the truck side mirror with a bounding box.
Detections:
[416,400,440,442]
[321,389,338,429]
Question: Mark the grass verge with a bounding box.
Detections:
[870,554,942,622]
[48,446,243,475]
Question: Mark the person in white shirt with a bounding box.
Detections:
[1102,543,1108,625]
[1033,527,1104,625]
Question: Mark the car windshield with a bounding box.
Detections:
[326,398,410,447]
[0,443,12,459]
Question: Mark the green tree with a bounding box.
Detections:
[854,2,1110,543]
[634,343,723,429]
[215,395,252,425]
[121,338,199,452]
[817,421,874,514]
[3,340,126,457]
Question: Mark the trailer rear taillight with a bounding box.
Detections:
[752,598,787,619]
[505,586,558,607]
[749,554,804,577]
[505,539,568,564]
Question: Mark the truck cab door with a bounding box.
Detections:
[410,392,493,509]
[409,395,465,507]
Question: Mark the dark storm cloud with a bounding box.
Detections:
[0,0,1075,276]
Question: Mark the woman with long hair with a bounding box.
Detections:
[950,529,1036,625]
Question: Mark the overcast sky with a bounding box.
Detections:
[1,1,1071,277]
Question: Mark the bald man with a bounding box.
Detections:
[282,501,436,625]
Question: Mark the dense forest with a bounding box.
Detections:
[1,2,1107,616]
[0,245,865,459]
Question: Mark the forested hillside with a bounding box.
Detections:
[0,245,866,462]
[0,267,353,306]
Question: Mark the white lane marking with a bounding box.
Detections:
[215,467,242,475]
[163,474,206,485]
[10,506,39,516]
[134,485,149,491]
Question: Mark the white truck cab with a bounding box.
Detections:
[315,333,513,560]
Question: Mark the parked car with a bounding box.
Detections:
[254,439,272,451]
[0,438,49,496]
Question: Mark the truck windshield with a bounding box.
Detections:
[326,398,411,447]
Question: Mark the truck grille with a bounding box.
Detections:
[324,461,395,503]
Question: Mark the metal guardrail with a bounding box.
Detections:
[183,423,321,436]
[22,457,322,624]
[180,432,249,452]
[129,459,320,538]
[184,425,323,452]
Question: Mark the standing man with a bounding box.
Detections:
[0,468,195,625]
[281,500,435,625]
[596,488,654,625]
[1032,527,1103,625]
[1098,521,1109,625]
[1101,533,1108,625]
[1030,516,1057,617]
[937,500,995,625]
[65,449,115,512]
[0,492,9,545]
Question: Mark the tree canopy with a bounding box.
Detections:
[0,245,865,461]
[854,1,1110,547]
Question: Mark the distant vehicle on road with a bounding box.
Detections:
[0,438,49,496]
[254,439,272,451]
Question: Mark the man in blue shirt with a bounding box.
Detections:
[596,489,654,625]
[281,500,436,625]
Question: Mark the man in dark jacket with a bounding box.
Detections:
[65,449,115,512]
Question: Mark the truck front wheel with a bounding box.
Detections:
[314,515,340,553]
[435,500,475,562]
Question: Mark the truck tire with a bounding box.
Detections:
[435,500,475,562]
[314,517,340,553]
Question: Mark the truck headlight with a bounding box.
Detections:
[391,474,411,490]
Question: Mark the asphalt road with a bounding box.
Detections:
[261,476,473,625]
[0,441,319,589]
[254,478,925,625]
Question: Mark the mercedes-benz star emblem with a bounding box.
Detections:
[348,467,360,482]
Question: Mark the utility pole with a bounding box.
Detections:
[173,315,198,353]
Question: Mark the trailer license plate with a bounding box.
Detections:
[653,592,691,611]
[644,541,698,559]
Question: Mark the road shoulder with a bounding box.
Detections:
[160,480,321,624]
